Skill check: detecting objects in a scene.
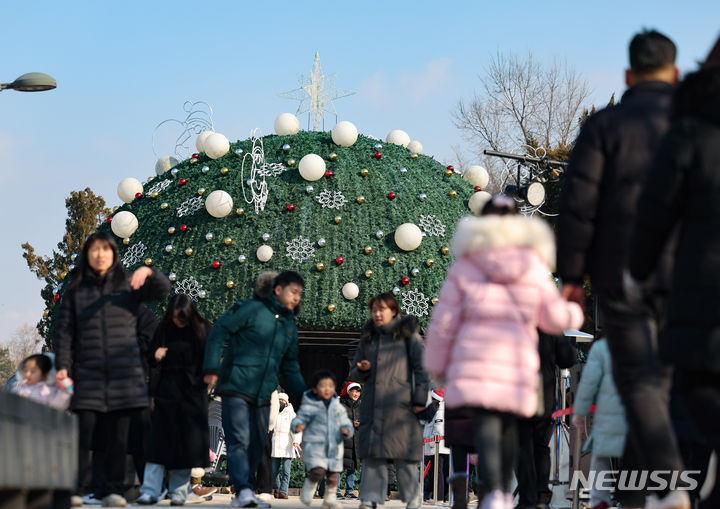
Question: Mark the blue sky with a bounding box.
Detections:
[1,1,718,345]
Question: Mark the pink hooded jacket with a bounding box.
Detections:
[424,214,584,417]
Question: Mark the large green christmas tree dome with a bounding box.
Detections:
[57,117,492,332]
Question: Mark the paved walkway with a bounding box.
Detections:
[122,494,425,508]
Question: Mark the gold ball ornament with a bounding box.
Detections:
[388,256,397,265]
[365,270,373,278]
[441,246,450,255]
[431,298,439,305]
[144,258,153,266]
[220,167,229,175]
[328,152,338,161]
[287,159,297,167]
[43,310,49,318]
[334,216,342,224]
[226,281,235,289]
[316,262,325,271]
[426,258,435,267]
[122,238,130,245]
[445,169,453,177]
[449,190,458,198]
[236,208,245,216]
[356,196,366,204]
[150,192,159,199]
[328,303,336,312]
[185,248,194,256]
[224,237,233,246]
[360,168,369,177]
[410,153,419,160]
[160,202,169,210]
[60,271,67,280]
[364,246,373,255]
[168,227,176,235]
[197,188,206,196]
[190,158,198,164]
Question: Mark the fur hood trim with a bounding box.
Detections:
[360,314,421,343]
[254,271,279,299]
[451,215,556,270]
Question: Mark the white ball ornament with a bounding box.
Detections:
[394,223,423,251]
[205,190,234,218]
[274,113,300,136]
[407,140,423,154]
[110,211,139,238]
[385,130,411,147]
[342,282,360,300]
[256,245,274,262]
[155,156,179,175]
[469,191,493,215]
[204,133,230,160]
[331,121,358,147]
[195,130,214,152]
[464,165,490,189]
[117,178,143,203]
[298,154,326,181]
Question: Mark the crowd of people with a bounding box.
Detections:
[6,27,720,509]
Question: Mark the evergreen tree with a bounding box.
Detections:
[0,347,16,386]
[22,188,111,349]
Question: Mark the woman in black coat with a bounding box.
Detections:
[136,294,211,505]
[55,231,170,506]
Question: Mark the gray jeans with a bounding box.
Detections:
[359,458,421,507]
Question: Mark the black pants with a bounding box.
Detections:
[256,431,274,493]
[472,408,517,493]
[76,409,135,497]
[598,290,684,475]
[424,454,449,501]
[515,416,553,506]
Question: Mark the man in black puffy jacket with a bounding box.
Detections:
[556,29,689,508]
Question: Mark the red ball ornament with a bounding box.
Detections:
[135,192,143,199]
[388,192,397,200]
[212,260,222,269]
[374,152,382,159]
[178,178,187,186]
[106,217,113,223]
[192,153,199,159]
[474,186,482,192]
[53,294,60,302]
[180,224,188,232]
[286,203,295,211]
[335,256,344,265]
[325,170,334,178]
[401,277,410,286]
[447,165,455,171]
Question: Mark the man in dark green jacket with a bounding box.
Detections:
[203,271,307,508]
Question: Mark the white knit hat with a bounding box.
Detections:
[278,392,289,402]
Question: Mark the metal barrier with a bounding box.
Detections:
[0,391,78,509]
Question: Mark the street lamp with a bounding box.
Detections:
[0,72,56,92]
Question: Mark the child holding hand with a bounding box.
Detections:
[293,370,353,509]
[12,354,71,410]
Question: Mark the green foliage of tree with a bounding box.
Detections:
[0,347,16,386]
[21,188,111,349]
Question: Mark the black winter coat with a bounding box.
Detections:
[339,394,361,470]
[629,68,720,374]
[54,268,170,412]
[147,322,210,469]
[538,332,577,417]
[557,81,675,290]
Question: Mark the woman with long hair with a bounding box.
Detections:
[350,293,429,509]
[136,294,212,506]
[55,231,170,507]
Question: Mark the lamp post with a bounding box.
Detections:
[0,72,56,92]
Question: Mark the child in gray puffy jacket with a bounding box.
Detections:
[293,370,353,509]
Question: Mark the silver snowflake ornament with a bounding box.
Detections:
[121,242,147,268]
[175,276,203,302]
[419,214,446,237]
[285,236,316,264]
[147,179,172,196]
[401,288,430,317]
[176,196,204,217]
[315,189,348,209]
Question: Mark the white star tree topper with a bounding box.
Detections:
[278,52,356,132]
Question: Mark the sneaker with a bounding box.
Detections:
[478,490,504,509]
[232,489,272,508]
[301,479,319,506]
[135,493,158,505]
[345,493,358,500]
[102,494,127,507]
[256,493,274,504]
[192,486,217,498]
[322,493,340,509]
[277,493,288,500]
[358,502,377,509]
[645,491,691,509]
[185,492,212,505]
[170,495,185,506]
[82,494,103,506]
[71,496,83,507]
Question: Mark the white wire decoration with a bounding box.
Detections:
[315,189,348,209]
[285,236,316,264]
[401,288,430,317]
[147,179,173,196]
[240,129,288,214]
[152,101,215,161]
[175,276,203,302]
[121,242,147,268]
[419,215,446,237]
[176,196,204,217]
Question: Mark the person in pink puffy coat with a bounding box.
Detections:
[424,195,584,509]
